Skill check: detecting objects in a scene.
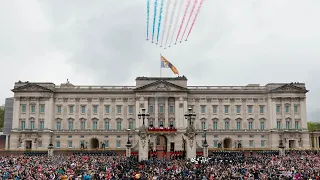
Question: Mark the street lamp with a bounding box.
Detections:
[203,129,207,145]
[126,128,131,145]
[138,108,150,125]
[184,108,196,126]
[49,130,53,147]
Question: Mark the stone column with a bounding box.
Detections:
[138,126,148,161]
[126,143,132,157]
[155,97,159,127]
[165,97,169,127]
[300,98,307,129]
[185,126,196,160]
[203,143,209,158]
[5,135,9,150]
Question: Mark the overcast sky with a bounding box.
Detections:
[0,0,319,121]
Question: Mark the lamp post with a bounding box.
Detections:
[126,128,132,157]
[126,128,131,145]
[184,108,196,126]
[47,130,54,157]
[138,108,150,126]
[203,129,208,158]
[184,108,197,159]
[203,129,207,145]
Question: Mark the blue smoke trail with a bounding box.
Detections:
[146,0,150,40]
[151,0,158,43]
[156,0,164,44]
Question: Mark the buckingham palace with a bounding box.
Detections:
[6,76,311,153]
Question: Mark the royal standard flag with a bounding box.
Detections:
[160,54,179,75]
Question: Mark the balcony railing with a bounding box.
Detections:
[148,127,177,132]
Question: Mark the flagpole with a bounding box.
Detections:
[160,54,162,77]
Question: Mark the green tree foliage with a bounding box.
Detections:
[307,121,320,131]
[0,108,4,129]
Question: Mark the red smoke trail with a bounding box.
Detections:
[180,0,198,42]
[174,0,191,44]
[186,0,204,40]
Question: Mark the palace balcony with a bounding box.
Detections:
[148,127,177,133]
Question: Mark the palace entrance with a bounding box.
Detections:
[25,140,32,149]
[90,138,99,149]
[156,135,167,159]
[223,138,232,149]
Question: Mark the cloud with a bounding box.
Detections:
[0,0,319,121]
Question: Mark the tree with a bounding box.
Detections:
[0,108,4,129]
[307,121,320,131]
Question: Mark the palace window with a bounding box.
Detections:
[105,105,110,113]
[286,120,290,129]
[40,105,45,113]
[261,140,265,147]
[81,105,86,114]
[212,105,217,113]
[169,106,174,113]
[159,120,164,127]
[224,105,229,113]
[276,121,281,129]
[276,105,281,113]
[81,121,86,130]
[201,121,206,130]
[116,140,121,148]
[213,140,218,148]
[116,105,122,114]
[30,105,35,113]
[249,140,254,147]
[285,105,290,113]
[247,105,253,114]
[201,105,206,114]
[117,121,122,130]
[128,105,134,114]
[92,121,98,130]
[170,120,174,126]
[20,121,26,130]
[159,106,164,113]
[295,121,299,129]
[236,121,241,130]
[129,121,134,130]
[30,121,35,129]
[213,121,218,130]
[68,141,73,148]
[39,120,44,130]
[69,105,74,114]
[56,141,60,148]
[225,121,230,130]
[260,122,265,130]
[105,140,109,148]
[236,105,241,113]
[294,105,299,113]
[105,121,110,130]
[57,106,62,114]
[56,121,61,130]
[149,106,154,113]
[68,121,73,131]
[93,105,98,114]
[260,106,264,114]
[21,104,26,113]
[248,121,253,130]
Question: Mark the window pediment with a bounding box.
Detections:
[128,118,135,121]
[116,118,123,121]
[235,118,242,121]
[212,118,219,121]
[55,118,62,121]
[29,117,35,121]
[200,118,207,121]
[247,118,254,121]
[68,117,75,121]
[79,117,87,121]
[104,118,111,122]
[259,118,266,121]
[92,118,99,121]
[224,118,230,121]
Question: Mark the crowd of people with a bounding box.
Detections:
[0,150,319,179]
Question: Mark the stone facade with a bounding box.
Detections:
[8,77,310,151]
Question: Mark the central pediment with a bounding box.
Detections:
[12,83,54,93]
[134,80,189,92]
[268,83,308,93]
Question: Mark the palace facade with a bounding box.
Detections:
[8,76,311,152]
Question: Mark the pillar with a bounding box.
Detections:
[155,97,159,127]
[138,127,148,161]
[203,143,209,158]
[165,97,168,127]
[126,144,132,157]
[5,135,9,150]
[186,137,196,159]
